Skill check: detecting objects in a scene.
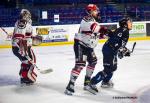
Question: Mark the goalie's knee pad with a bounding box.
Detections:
[20,63,37,83]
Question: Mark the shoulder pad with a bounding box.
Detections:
[83,16,95,22]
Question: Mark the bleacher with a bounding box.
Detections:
[0,0,150,27]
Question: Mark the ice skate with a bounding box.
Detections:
[83,76,90,90]
[64,81,75,95]
[20,78,34,86]
[101,80,114,88]
[84,84,99,95]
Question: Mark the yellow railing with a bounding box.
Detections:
[0,36,150,49]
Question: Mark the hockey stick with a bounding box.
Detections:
[0,27,9,35]
[130,42,136,53]
[0,27,12,40]
[25,56,53,74]
[34,64,53,74]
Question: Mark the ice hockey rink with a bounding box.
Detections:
[0,40,150,103]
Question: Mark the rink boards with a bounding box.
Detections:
[0,21,150,48]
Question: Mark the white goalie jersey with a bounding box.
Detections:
[75,16,101,48]
[12,20,33,47]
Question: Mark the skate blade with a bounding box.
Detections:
[20,83,34,87]
[101,85,114,88]
[84,87,97,95]
[64,90,73,96]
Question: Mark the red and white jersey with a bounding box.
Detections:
[75,16,101,48]
[12,20,33,47]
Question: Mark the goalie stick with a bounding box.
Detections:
[1,27,52,74]
[25,56,53,74]
[130,42,136,53]
[0,27,12,40]
[0,27,9,35]
[34,64,53,74]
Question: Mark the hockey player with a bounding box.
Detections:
[87,17,133,94]
[64,4,108,95]
[12,9,37,85]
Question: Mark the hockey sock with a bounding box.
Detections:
[86,65,95,78]
[70,67,83,83]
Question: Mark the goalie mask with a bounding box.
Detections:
[20,9,31,23]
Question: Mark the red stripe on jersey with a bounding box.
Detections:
[13,34,25,39]
[90,23,97,32]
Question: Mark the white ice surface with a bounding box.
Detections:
[0,41,150,103]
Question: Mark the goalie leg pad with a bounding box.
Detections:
[20,63,37,84]
[27,64,37,82]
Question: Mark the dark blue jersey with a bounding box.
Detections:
[105,27,129,51]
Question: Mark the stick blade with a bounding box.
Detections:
[131,42,136,53]
[39,68,53,74]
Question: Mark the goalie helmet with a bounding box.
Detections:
[20,9,31,22]
[119,17,132,28]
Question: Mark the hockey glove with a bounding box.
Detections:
[25,55,35,65]
[99,26,108,38]
[118,47,131,59]
[124,49,131,56]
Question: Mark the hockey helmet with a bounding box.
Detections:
[20,9,31,22]
[119,17,132,28]
[86,4,99,14]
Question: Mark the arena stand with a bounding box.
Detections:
[0,0,150,48]
[0,0,150,27]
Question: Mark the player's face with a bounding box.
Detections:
[91,10,99,18]
[127,20,132,30]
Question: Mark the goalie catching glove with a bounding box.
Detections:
[118,47,131,59]
[32,35,43,46]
